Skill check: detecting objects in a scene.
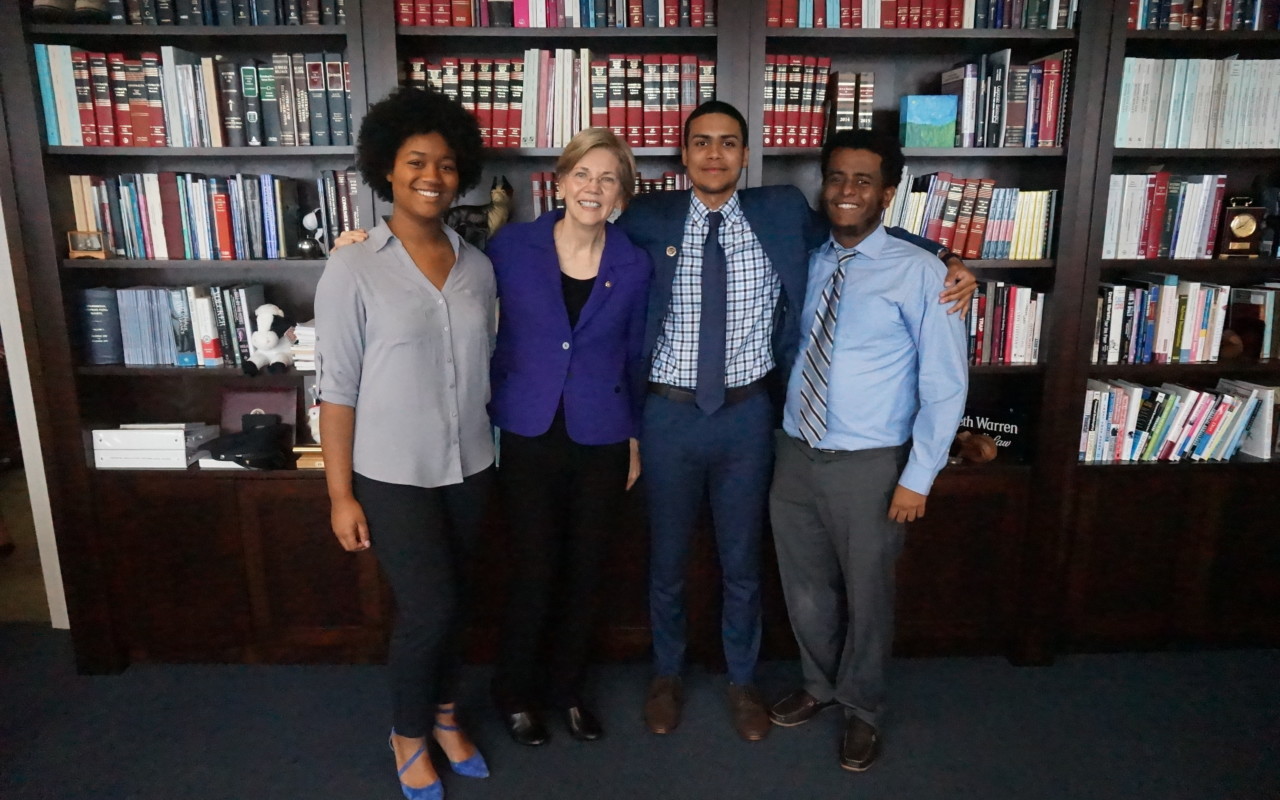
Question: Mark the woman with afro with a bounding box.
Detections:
[315,87,493,800]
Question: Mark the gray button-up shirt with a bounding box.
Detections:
[315,220,496,488]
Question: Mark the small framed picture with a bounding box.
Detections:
[67,231,107,259]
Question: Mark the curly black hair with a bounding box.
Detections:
[356,87,485,202]
[820,128,905,188]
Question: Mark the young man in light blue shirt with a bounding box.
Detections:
[766,129,969,772]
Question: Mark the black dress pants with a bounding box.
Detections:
[354,467,494,738]
[493,418,629,709]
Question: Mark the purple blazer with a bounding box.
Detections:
[487,209,654,445]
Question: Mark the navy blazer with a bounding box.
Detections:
[487,209,654,444]
[616,185,943,384]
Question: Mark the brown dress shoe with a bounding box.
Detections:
[840,717,880,772]
[769,688,837,727]
[644,675,682,734]
[727,683,771,741]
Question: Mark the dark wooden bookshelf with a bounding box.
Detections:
[484,147,681,158]
[46,146,357,157]
[397,26,716,38]
[4,0,1279,674]
[62,258,326,269]
[1126,30,1280,41]
[1113,148,1280,159]
[78,365,308,380]
[762,28,1076,40]
[1087,359,1280,380]
[27,23,348,36]
[92,466,327,479]
[764,147,1066,157]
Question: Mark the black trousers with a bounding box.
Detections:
[492,418,630,709]
[353,467,494,738]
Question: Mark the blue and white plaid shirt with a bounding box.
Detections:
[649,193,780,389]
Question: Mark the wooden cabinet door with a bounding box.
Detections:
[1207,469,1280,645]
[237,478,388,662]
[894,467,1029,655]
[94,473,253,661]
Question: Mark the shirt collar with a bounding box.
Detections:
[688,192,743,227]
[369,216,462,255]
[822,222,888,262]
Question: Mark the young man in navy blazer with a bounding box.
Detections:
[616,101,976,741]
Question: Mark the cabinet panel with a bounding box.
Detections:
[94,474,252,661]
[894,467,1029,654]
[1208,471,1280,643]
[1066,469,1220,646]
[237,479,387,662]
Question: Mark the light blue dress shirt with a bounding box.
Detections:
[782,224,969,496]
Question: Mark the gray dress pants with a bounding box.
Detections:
[769,432,909,728]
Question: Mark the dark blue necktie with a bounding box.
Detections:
[696,210,726,414]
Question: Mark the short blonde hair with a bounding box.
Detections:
[555,127,637,206]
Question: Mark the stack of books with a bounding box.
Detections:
[1101,173,1228,260]
[1126,1,1280,31]
[397,0,717,27]
[967,281,1047,366]
[95,0,347,25]
[766,0,1076,28]
[92,423,220,470]
[939,48,1071,149]
[80,284,268,369]
[762,56,848,148]
[404,51,715,149]
[1113,57,1280,150]
[33,46,354,148]
[883,171,1058,260]
[66,169,359,261]
[291,320,316,372]
[1079,378,1278,464]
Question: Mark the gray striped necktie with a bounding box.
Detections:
[797,251,855,446]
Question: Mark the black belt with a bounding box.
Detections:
[648,377,768,406]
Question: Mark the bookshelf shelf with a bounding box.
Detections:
[763,28,1075,40]
[397,26,716,39]
[969,259,1055,269]
[61,258,326,269]
[78,365,308,382]
[25,23,349,38]
[1126,30,1280,42]
[765,147,1066,158]
[45,146,357,157]
[1075,452,1280,470]
[484,147,681,157]
[970,364,1046,374]
[1112,148,1280,159]
[1101,258,1280,271]
[1087,359,1280,380]
[93,467,326,479]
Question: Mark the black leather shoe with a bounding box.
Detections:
[840,717,880,772]
[769,688,836,727]
[564,704,604,741]
[502,710,550,747]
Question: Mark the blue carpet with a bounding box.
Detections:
[2,624,1277,799]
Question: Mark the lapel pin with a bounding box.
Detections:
[605,280,613,288]
[665,246,677,257]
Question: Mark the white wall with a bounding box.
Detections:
[0,180,69,629]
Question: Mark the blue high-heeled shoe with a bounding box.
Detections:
[434,704,490,779]
[389,731,443,800]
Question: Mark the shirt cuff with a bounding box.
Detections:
[898,459,940,497]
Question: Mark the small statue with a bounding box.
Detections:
[297,207,326,259]
[444,176,513,250]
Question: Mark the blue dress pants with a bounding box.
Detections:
[642,390,774,685]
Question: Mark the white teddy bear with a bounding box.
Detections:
[242,303,296,376]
